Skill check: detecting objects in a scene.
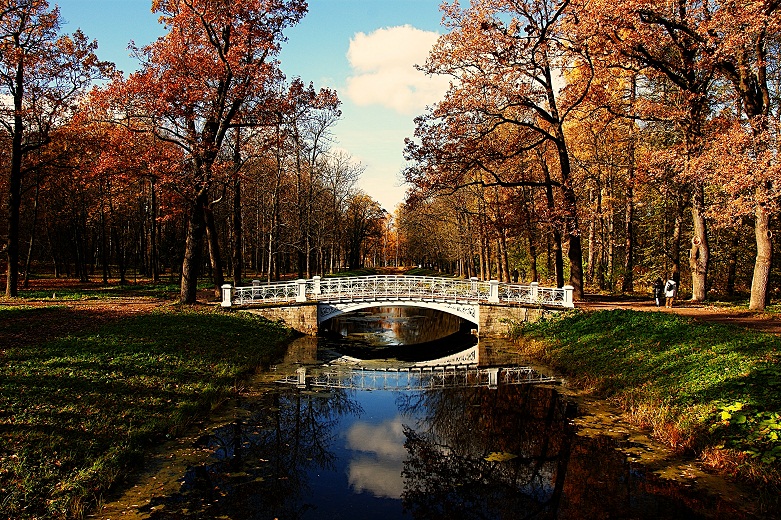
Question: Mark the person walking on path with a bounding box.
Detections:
[664,277,677,308]
[653,278,664,307]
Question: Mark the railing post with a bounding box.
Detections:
[562,285,575,308]
[530,281,539,303]
[221,284,233,308]
[488,279,500,303]
[470,276,478,297]
[312,275,321,295]
[296,279,308,302]
[296,367,307,388]
[487,367,500,389]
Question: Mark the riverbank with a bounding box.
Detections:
[0,301,295,519]
[511,308,781,517]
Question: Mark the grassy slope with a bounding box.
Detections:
[514,309,781,489]
[0,306,294,519]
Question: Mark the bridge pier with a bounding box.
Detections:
[244,303,319,335]
[477,304,548,337]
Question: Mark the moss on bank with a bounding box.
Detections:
[512,309,781,503]
[0,306,294,519]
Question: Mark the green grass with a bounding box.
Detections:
[513,310,781,488]
[17,282,183,301]
[403,267,458,277]
[0,307,295,519]
[324,268,378,278]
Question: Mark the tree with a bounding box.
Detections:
[576,0,721,300]
[100,0,306,303]
[0,0,110,296]
[407,0,592,298]
[344,192,384,270]
[704,1,780,309]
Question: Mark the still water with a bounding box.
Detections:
[102,307,757,519]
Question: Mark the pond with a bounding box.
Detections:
[99,307,758,519]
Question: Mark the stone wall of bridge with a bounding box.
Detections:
[477,304,551,337]
[241,302,555,338]
[244,304,319,336]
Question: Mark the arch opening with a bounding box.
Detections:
[318,305,478,361]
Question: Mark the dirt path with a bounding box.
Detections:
[577,295,781,335]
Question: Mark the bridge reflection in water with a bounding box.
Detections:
[277,364,558,391]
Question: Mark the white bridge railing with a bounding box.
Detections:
[221,275,574,309]
[276,365,558,391]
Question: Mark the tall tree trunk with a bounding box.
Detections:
[587,189,596,286]
[622,152,635,293]
[726,230,740,297]
[150,178,159,282]
[181,191,208,303]
[671,196,684,286]
[549,92,583,297]
[622,75,637,293]
[500,230,510,282]
[231,129,243,287]
[205,204,225,298]
[5,61,24,298]
[113,224,127,285]
[22,180,40,288]
[689,183,709,301]
[232,177,243,287]
[100,208,109,285]
[750,204,772,310]
[541,156,564,288]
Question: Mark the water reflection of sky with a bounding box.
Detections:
[306,389,421,518]
[345,415,407,498]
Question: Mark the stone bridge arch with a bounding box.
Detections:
[317,300,479,325]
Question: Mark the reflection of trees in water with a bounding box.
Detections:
[147,387,362,519]
[399,386,750,520]
[398,385,573,519]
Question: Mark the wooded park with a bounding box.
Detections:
[2,0,781,310]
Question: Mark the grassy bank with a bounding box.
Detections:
[513,309,781,502]
[0,306,295,519]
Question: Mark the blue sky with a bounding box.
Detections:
[55,0,450,211]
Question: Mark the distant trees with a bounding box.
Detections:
[0,0,111,297]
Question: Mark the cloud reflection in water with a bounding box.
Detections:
[345,416,408,498]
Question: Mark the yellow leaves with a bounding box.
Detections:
[484,451,518,462]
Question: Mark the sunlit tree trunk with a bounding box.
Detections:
[750,203,772,310]
[622,80,637,293]
[689,183,709,301]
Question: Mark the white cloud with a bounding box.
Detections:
[345,25,450,115]
[345,416,409,498]
[346,417,407,460]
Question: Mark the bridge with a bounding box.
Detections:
[276,365,558,391]
[220,275,574,337]
[274,344,558,390]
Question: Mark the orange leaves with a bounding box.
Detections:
[105,0,307,156]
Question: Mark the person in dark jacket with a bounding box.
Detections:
[652,278,664,307]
